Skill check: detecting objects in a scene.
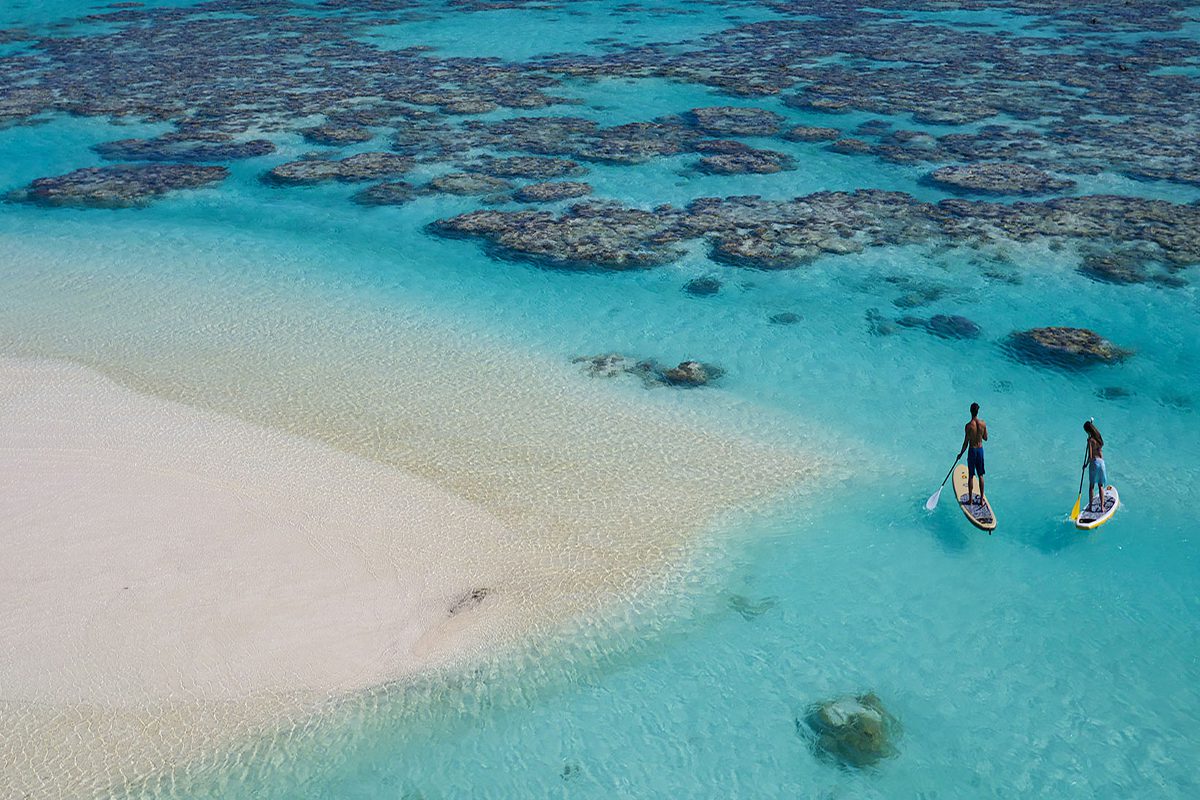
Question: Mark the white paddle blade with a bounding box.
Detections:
[925,487,942,511]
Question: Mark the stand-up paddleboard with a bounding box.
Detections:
[1075,485,1120,530]
[952,464,996,532]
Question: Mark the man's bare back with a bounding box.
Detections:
[965,418,988,448]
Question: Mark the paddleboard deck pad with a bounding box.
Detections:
[952,464,997,532]
[1076,485,1120,530]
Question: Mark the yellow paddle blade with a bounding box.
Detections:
[1069,494,1081,521]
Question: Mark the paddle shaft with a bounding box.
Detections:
[1070,442,1089,520]
[1077,442,1089,493]
[940,453,964,488]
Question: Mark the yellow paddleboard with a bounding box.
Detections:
[1075,485,1120,530]
[952,464,996,533]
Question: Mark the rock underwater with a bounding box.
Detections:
[1006,326,1130,368]
[685,106,787,137]
[803,692,900,769]
[93,135,275,163]
[352,181,417,206]
[928,163,1076,195]
[8,164,229,208]
[513,181,592,203]
[572,353,724,388]
[263,152,412,185]
[683,276,722,296]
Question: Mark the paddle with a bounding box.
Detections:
[1069,443,1089,521]
[925,454,963,511]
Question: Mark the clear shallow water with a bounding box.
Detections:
[1,0,1199,797]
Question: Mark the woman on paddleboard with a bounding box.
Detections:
[1083,419,1108,512]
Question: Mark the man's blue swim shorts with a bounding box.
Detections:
[968,446,985,477]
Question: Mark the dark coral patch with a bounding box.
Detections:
[928,163,1076,196]
[513,181,592,203]
[685,106,786,137]
[93,136,274,163]
[9,164,228,208]
[263,153,413,185]
[1006,327,1130,368]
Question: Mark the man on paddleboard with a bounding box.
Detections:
[957,402,988,505]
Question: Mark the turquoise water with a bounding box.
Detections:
[2,0,1199,797]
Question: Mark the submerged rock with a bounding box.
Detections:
[697,147,794,175]
[693,139,756,155]
[474,156,587,179]
[93,136,274,162]
[855,119,892,136]
[804,692,899,769]
[573,353,723,387]
[572,352,631,378]
[890,312,980,340]
[781,125,841,142]
[829,138,873,155]
[427,172,514,195]
[865,308,896,336]
[9,164,228,208]
[684,276,722,295]
[579,122,694,164]
[439,98,498,115]
[661,360,721,386]
[432,204,685,270]
[927,314,982,339]
[1007,326,1130,367]
[928,163,1075,195]
[434,190,1200,274]
[264,152,412,184]
[1078,250,1146,285]
[894,315,928,329]
[352,181,417,206]
[709,236,815,270]
[513,181,592,203]
[1096,385,1133,401]
[300,124,373,146]
[727,594,777,620]
[686,106,786,137]
[892,285,945,308]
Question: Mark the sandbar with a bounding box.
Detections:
[0,352,810,798]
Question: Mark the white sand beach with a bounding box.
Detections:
[0,343,812,797]
[0,357,526,796]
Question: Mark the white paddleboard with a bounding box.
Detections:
[1075,485,1120,530]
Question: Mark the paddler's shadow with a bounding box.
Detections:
[924,506,971,553]
[1026,519,1081,554]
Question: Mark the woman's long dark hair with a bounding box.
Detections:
[1084,419,1103,446]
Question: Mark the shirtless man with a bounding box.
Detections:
[957,402,988,507]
